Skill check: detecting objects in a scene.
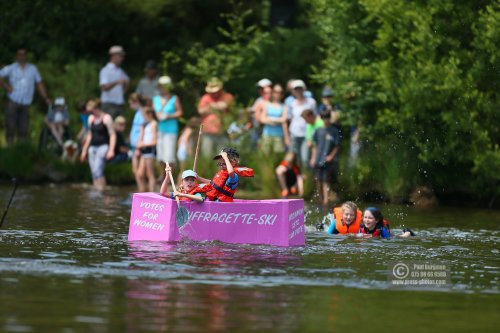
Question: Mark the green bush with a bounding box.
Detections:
[310,0,500,202]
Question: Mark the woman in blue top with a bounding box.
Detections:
[259,84,289,153]
[153,76,183,179]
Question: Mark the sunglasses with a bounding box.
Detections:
[217,162,226,167]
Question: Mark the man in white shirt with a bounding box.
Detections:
[0,48,51,144]
[99,45,129,119]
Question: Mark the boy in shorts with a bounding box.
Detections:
[310,110,341,206]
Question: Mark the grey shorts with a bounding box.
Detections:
[88,144,109,179]
[314,163,334,183]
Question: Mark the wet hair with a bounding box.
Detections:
[342,201,358,214]
[365,207,384,223]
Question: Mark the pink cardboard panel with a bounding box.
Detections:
[128,193,176,242]
[128,193,305,247]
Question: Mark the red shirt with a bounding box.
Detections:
[280,160,301,176]
[198,91,234,134]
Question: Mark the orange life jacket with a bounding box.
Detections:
[177,186,205,201]
[197,167,254,202]
[333,207,362,234]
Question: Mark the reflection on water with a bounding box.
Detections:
[0,184,499,332]
[125,280,300,332]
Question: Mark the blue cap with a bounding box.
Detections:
[181,170,197,179]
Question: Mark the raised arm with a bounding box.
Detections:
[221,152,234,177]
[160,165,172,195]
[282,105,290,146]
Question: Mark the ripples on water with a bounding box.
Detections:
[1,184,498,293]
[0,185,499,332]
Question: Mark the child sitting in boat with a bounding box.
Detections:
[324,201,362,234]
[160,166,205,202]
[196,147,254,202]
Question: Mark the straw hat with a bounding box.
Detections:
[205,77,223,93]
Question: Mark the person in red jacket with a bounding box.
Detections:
[276,152,304,198]
[197,147,254,202]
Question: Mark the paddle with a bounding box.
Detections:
[193,124,203,173]
[166,162,189,227]
[0,178,18,228]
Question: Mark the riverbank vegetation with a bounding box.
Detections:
[0,0,498,206]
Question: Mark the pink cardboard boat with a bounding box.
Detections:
[128,192,305,247]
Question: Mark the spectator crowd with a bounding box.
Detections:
[0,45,361,203]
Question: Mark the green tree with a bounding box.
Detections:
[310,0,500,202]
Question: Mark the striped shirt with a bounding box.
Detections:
[0,63,42,105]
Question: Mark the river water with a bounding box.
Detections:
[0,184,499,332]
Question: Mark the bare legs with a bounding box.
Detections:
[135,157,156,192]
[145,159,156,192]
[132,152,141,190]
[320,181,330,206]
[93,177,106,192]
[275,164,288,197]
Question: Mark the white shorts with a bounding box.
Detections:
[88,144,109,180]
[156,132,177,163]
[177,142,188,162]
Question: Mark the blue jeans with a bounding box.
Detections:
[291,136,309,168]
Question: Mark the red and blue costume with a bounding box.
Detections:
[358,220,391,238]
[197,167,254,202]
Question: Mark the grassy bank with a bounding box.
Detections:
[0,137,498,208]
